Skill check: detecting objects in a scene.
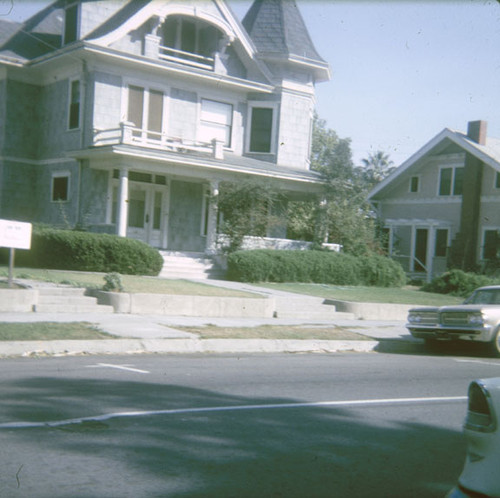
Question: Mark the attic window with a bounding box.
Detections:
[439,166,463,196]
[64,3,79,45]
[409,176,419,193]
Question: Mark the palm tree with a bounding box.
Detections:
[360,150,395,186]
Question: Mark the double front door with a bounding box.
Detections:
[127,184,166,248]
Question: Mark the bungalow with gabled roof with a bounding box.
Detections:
[368,120,500,282]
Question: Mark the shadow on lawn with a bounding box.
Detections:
[0,375,465,498]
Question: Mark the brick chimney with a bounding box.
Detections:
[467,120,487,145]
[452,120,488,270]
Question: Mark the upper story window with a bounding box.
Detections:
[438,166,464,196]
[68,79,81,130]
[199,99,233,147]
[248,105,275,154]
[64,3,79,45]
[160,16,221,69]
[409,176,419,193]
[127,85,165,140]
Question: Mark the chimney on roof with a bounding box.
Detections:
[467,120,487,145]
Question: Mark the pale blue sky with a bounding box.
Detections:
[1,0,500,167]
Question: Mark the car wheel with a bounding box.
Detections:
[489,328,500,358]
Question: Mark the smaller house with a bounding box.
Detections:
[368,120,500,281]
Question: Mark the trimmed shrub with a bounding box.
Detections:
[227,249,405,287]
[1,227,163,276]
[421,269,495,297]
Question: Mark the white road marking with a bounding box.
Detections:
[455,359,500,367]
[0,395,466,430]
[86,363,150,374]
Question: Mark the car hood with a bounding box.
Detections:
[408,305,490,313]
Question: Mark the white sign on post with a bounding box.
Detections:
[0,219,32,288]
[0,219,32,250]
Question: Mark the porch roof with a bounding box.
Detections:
[67,143,325,192]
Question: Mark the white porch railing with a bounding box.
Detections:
[158,45,214,71]
[93,122,224,159]
[217,235,342,252]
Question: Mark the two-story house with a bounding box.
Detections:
[368,120,500,282]
[0,0,329,256]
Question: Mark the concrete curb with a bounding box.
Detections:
[0,339,380,357]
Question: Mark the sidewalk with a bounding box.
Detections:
[0,280,415,357]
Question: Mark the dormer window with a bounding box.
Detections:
[160,16,221,70]
[64,2,79,45]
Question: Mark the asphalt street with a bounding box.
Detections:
[1,352,499,497]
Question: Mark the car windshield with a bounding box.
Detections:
[465,289,500,305]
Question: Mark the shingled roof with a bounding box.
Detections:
[242,0,326,65]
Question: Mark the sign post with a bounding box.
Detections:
[0,219,32,288]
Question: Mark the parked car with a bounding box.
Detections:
[447,377,500,497]
[406,286,500,356]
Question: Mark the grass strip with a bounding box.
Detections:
[0,322,116,341]
[177,324,374,341]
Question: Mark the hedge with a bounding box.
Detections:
[227,250,406,287]
[421,269,496,297]
[0,227,164,276]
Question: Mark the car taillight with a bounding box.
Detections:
[464,381,496,433]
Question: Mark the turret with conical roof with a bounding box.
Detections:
[242,0,330,82]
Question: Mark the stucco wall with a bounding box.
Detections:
[277,91,313,169]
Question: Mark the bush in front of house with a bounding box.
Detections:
[226,249,406,287]
[4,227,163,276]
[421,269,496,297]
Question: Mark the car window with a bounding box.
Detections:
[465,290,500,304]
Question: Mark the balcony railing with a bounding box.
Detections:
[93,122,224,159]
[158,44,214,71]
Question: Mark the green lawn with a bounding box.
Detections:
[0,322,116,341]
[0,267,259,298]
[256,282,463,306]
[177,324,374,341]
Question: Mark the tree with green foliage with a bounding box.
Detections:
[288,114,383,255]
[358,150,395,188]
[216,179,283,252]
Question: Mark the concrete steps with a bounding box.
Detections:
[159,251,226,280]
[273,296,355,320]
[34,287,114,314]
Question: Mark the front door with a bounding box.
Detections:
[127,185,166,247]
[414,228,428,272]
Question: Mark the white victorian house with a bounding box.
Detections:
[0,0,330,258]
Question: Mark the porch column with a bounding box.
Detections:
[117,167,129,237]
[205,181,219,254]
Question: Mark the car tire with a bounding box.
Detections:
[489,328,500,358]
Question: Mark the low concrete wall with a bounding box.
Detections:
[93,291,275,318]
[0,289,37,312]
[326,299,412,321]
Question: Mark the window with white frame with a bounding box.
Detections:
[438,166,464,196]
[68,79,81,130]
[51,173,70,202]
[199,99,233,147]
[248,104,275,153]
[64,2,79,45]
[127,85,165,140]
